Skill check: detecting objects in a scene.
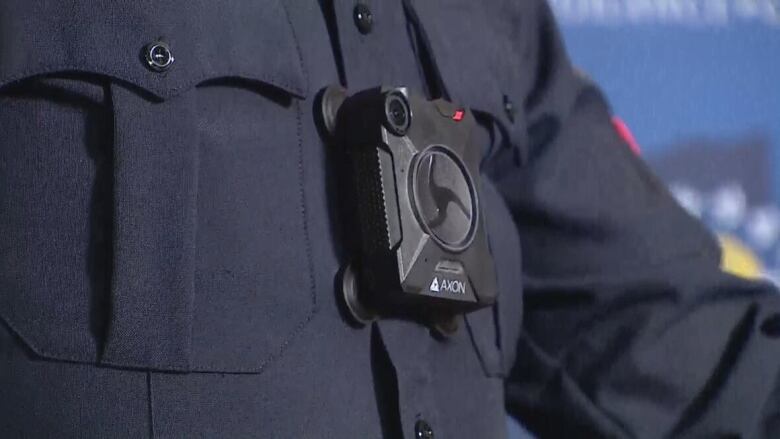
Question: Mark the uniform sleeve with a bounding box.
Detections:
[494,1,780,437]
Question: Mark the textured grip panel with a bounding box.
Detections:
[352,145,391,256]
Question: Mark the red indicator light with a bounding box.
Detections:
[452,109,465,122]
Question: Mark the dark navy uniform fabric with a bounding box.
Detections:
[0,0,779,438]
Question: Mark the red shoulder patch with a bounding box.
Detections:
[611,116,641,155]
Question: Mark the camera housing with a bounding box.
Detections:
[320,86,497,329]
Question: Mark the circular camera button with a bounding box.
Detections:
[412,146,477,251]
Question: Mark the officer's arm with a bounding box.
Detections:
[495,1,780,437]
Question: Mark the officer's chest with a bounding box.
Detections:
[292,0,528,378]
[0,1,525,436]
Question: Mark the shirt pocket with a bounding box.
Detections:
[0,0,315,373]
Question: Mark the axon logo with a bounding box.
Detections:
[429,277,466,295]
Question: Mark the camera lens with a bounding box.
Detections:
[389,100,406,126]
[384,92,411,136]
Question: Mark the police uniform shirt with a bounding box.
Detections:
[1,0,779,438]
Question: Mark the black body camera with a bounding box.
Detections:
[320,86,497,333]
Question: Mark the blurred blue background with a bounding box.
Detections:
[508,1,780,436]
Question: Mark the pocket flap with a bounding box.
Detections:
[0,0,307,99]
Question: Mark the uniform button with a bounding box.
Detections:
[353,3,374,34]
[144,41,175,72]
[503,94,516,123]
[761,314,780,338]
[415,419,434,439]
